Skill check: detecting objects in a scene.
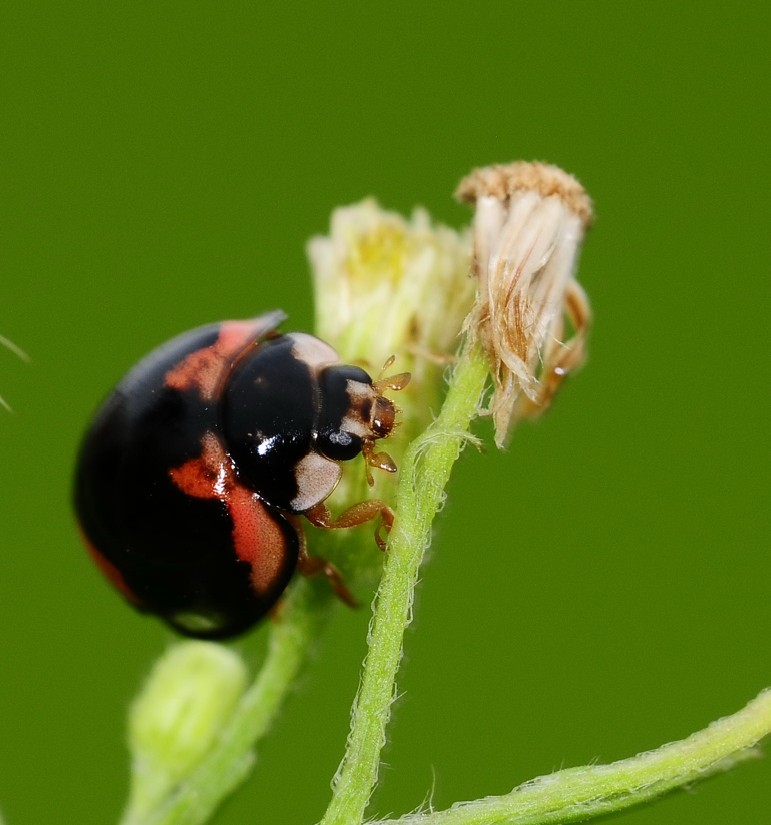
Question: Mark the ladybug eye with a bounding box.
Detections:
[317,424,364,462]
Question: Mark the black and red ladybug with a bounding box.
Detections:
[74,310,408,639]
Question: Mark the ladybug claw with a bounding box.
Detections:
[375,507,394,551]
[375,528,387,552]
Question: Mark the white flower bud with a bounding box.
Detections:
[306,199,474,586]
[308,198,473,420]
[456,162,593,447]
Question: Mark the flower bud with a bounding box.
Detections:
[125,641,248,818]
[308,198,473,433]
[456,162,593,447]
[307,199,473,588]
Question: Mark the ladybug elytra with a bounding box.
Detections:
[74,310,408,639]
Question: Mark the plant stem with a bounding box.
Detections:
[126,579,333,825]
[373,687,771,825]
[320,344,490,825]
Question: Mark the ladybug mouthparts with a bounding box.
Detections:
[371,394,396,439]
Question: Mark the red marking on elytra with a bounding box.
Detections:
[169,432,288,597]
[164,319,266,401]
[82,532,142,605]
[227,481,288,596]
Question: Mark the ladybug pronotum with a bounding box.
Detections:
[74,310,409,639]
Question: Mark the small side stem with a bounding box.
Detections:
[320,344,490,825]
[373,687,771,825]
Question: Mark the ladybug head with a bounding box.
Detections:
[313,359,409,478]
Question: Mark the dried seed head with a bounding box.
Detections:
[457,161,594,447]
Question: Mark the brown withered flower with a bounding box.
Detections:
[457,162,593,447]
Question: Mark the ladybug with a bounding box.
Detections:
[74,310,409,639]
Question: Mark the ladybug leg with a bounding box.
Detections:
[304,500,395,551]
[295,536,358,608]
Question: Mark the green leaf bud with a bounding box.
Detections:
[125,641,248,820]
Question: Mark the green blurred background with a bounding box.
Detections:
[1,3,768,823]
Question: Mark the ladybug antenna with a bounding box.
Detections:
[373,354,410,394]
[362,356,410,486]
